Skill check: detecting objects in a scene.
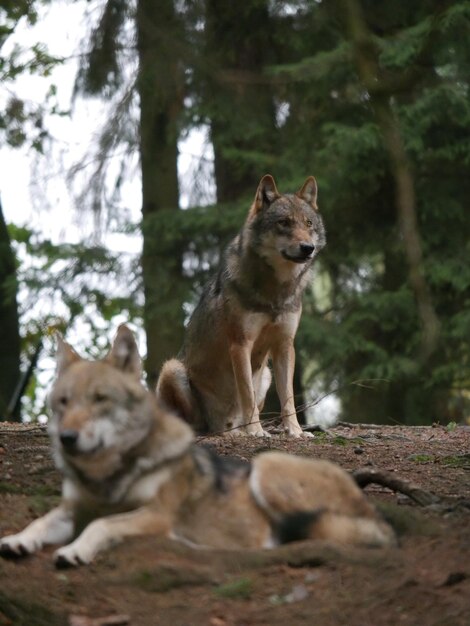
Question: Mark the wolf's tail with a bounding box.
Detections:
[278,509,396,548]
[157,359,195,423]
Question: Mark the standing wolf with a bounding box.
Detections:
[157,174,326,437]
[0,327,395,567]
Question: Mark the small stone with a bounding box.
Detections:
[284,583,309,603]
[305,571,320,583]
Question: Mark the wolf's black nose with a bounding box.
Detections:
[300,243,315,256]
[60,430,79,448]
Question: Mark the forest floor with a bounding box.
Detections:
[0,421,469,626]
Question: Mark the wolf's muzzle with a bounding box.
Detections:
[282,243,315,263]
[299,243,315,257]
[60,429,79,450]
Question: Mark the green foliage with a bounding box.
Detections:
[7,224,143,419]
[142,199,247,294]
[0,43,61,81]
[74,0,131,97]
[0,1,41,40]
[0,2,63,153]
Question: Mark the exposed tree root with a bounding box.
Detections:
[352,467,442,506]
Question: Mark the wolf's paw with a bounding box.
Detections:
[54,543,93,568]
[0,533,40,558]
[283,425,314,439]
[246,423,271,438]
[223,426,247,438]
[254,429,272,438]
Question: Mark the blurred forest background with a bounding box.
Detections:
[1,0,469,425]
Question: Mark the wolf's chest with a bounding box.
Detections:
[241,310,300,345]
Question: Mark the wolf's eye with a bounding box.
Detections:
[306,219,313,228]
[58,396,68,408]
[278,218,291,228]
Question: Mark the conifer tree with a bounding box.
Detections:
[73,0,188,385]
[269,0,470,423]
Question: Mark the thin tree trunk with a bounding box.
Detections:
[136,0,185,387]
[0,200,21,420]
[342,0,440,360]
[203,0,309,424]
[205,0,278,201]
[373,101,440,359]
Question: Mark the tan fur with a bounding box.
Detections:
[0,327,395,567]
[157,175,327,437]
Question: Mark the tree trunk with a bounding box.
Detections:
[204,0,307,424]
[136,0,185,387]
[342,0,440,361]
[204,0,278,202]
[0,201,21,420]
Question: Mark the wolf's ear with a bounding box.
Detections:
[55,333,81,376]
[296,176,318,209]
[250,174,280,215]
[106,325,142,379]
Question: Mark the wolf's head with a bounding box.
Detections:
[48,326,155,476]
[248,175,326,267]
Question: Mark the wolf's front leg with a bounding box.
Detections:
[271,337,310,438]
[0,505,75,557]
[229,343,270,437]
[54,507,171,567]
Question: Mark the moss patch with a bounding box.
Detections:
[131,564,215,593]
[0,590,63,626]
[441,454,470,468]
[214,577,254,599]
[407,454,434,464]
[0,482,59,497]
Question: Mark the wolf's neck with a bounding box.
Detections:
[245,244,310,292]
[260,250,306,284]
[225,246,308,319]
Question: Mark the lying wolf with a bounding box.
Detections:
[158,175,326,438]
[0,327,395,566]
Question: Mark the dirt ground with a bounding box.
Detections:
[0,421,469,626]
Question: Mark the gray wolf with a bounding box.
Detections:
[0,327,394,567]
[157,174,326,437]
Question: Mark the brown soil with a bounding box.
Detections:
[1,422,469,626]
